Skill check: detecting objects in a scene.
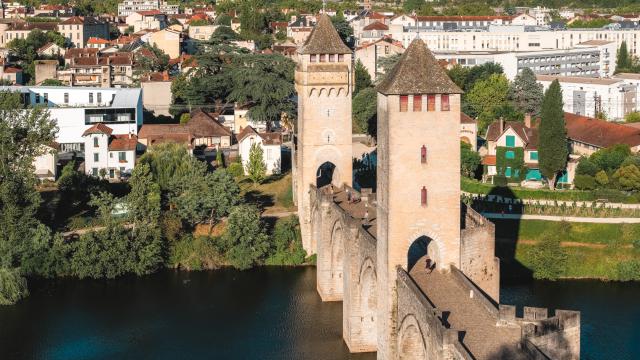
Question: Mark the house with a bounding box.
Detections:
[358,21,390,44]
[82,123,138,179]
[354,36,404,80]
[140,71,172,116]
[482,116,549,183]
[126,10,167,32]
[148,28,182,58]
[34,59,58,85]
[565,112,640,156]
[3,22,59,47]
[237,126,282,175]
[57,16,109,48]
[0,64,22,84]
[287,16,315,45]
[86,37,110,49]
[188,24,217,41]
[460,113,477,151]
[138,109,232,150]
[118,0,178,17]
[0,86,143,153]
[58,54,134,87]
[37,42,66,57]
[33,143,59,181]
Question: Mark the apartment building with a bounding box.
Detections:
[537,75,637,120]
[117,0,178,17]
[58,16,109,48]
[57,54,134,87]
[354,36,404,80]
[0,86,142,152]
[2,22,58,47]
[125,10,167,32]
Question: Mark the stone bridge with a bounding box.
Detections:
[309,184,580,360]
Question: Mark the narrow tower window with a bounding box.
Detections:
[421,145,427,163]
[399,95,408,112]
[441,94,450,111]
[338,54,344,62]
[427,95,436,111]
[329,54,335,62]
[421,187,427,206]
[413,95,422,112]
[310,54,317,62]
[319,54,326,62]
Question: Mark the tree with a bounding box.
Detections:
[246,143,267,185]
[222,204,270,270]
[509,68,544,116]
[625,111,640,123]
[352,87,377,136]
[595,170,609,187]
[353,59,372,96]
[447,64,469,90]
[464,62,503,92]
[179,113,191,124]
[266,215,306,265]
[616,41,633,73]
[227,53,296,129]
[0,267,28,305]
[138,142,193,191]
[538,80,568,189]
[576,157,599,176]
[216,149,225,167]
[466,73,510,131]
[613,164,640,190]
[376,53,402,80]
[331,15,353,47]
[528,229,567,280]
[136,44,170,72]
[41,79,63,86]
[460,142,481,178]
[127,163,161,226]
[590,144,631,172]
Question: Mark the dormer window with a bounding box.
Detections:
[310,54,317,62]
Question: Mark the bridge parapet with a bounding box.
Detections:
[498,304,581,360]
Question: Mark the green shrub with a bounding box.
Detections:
[0,268,28,305]
[493,175,507,187]
[616,260,640,281]
[227,162,244,178]
[633,239,640,249]
[266,216,306,266]
[574,175,596,190]
[526,231,567,280]
[169,234,221,270]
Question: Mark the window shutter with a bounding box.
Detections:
[399,95,408,112]
[427,95,436,111]
[441,94,450,111]
[413,95,422,112]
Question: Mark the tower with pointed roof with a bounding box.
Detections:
[374,38,464,358]
[293,14,353,256]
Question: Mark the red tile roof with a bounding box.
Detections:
[460,113,476,124]
[565,112,640,149]
[482,155,496,166]
[363,21,389,31]
[87,37,109,44]
[415,15,513,22]
[83,123,113,136]
[108,134,138,151]
[137,10,163,16]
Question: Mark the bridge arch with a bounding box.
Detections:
[398,314,427,360]
[358,257,377,346]
[329,220,345,295]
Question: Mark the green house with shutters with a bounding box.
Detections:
[482,118,547,183]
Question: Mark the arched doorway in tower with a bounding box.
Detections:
[316,161,338,188]
[407,236,440,272]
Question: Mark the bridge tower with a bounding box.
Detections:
[374,38,463,359]
[293,14,353,255]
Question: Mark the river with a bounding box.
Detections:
[0,268,638,359]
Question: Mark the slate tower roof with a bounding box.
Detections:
[376,38,462,95]
[299,14,351,55]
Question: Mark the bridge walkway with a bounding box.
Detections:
[326,187,377,238]
[410,257,527,360]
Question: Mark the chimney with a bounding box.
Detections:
[499,117,505,133]
[524,113,532,128]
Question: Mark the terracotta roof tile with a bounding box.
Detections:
[363,21,388,31]
[376,38,462,95]
[187,109,232,137]
[565,112,640,148]
[460,113,475,124]
[108,135,138,151]
[299,14,351,55]
[83,123,113,136]
[482,155,496,166]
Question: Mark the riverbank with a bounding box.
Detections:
[494,219,640,281]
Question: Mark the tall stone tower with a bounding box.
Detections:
[374,38,463,359]
[293,14,353,254]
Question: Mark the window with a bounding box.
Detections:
[421,187,427,206]
[310,54,317,62]
[89,93,94,103]
[338,54,344,62]
[44,93,48,104]
[413,95,422,112]
[399,95,408,112]
[92,168,98,176]
[35,93,40,103]
[319,54,326,62]
[109,169,115,178]
[505,166,512,177]
[119,152,126,161]
[266,148,272,160]
[97,92,102,103]
[427,95,436,111]
[329,54,335,62]
[110,152,113,158]
[505,150,515,159]
[530,151,539,160]
[441,94,450,111]
[93,153,99,162]
[505,135,515,147]
[120,167,125,174]
[421,145,427,164]
[93,137,99,147]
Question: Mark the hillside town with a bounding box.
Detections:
[1,1,640,359]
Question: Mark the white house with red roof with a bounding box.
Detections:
[237,126,282,175]
[126,10,168,32]
[82,123,138,179]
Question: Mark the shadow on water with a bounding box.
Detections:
[468,185,533,282]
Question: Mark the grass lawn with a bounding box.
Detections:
[239,172,295,215]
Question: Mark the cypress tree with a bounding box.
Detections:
[616,41,631,73]
[538,80,568,190]
[353,59,372,96]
